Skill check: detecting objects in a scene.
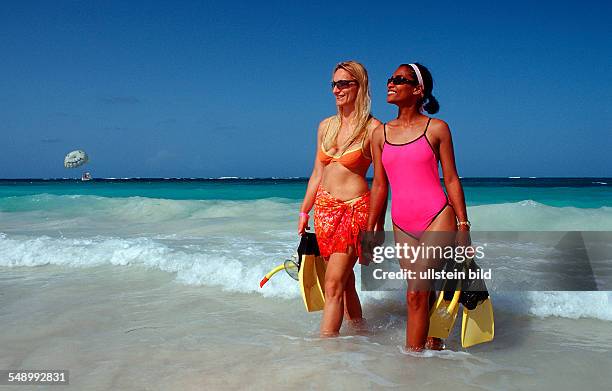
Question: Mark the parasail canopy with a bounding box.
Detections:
[64,150,89,168]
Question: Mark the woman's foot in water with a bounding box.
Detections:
[320,330,340,338]
[405,338,444,352]
[424,337,444,350]
[346,317,369,335]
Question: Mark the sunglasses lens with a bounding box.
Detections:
[332,80,356,89]
[388,76,414,85]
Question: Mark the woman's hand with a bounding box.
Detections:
[361,225,386,265]
[455,225,472,249]
[298,213,310,235]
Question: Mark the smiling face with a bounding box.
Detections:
[386,65,422,106]
[332,68,359,108]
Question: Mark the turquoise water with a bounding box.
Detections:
[0,178,610,208]
[1,177,611,323]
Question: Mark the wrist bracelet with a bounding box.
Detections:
[457,220,471,227]
[299,212,309,219]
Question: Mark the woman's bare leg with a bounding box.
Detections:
[397,205,458,350]
[343,270,362,320]
[320,251,358,337]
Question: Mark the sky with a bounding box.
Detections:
[1,0,610,178]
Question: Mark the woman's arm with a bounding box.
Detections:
[298,119,328,234]
[366,124,389,231]
[434,120,469,228]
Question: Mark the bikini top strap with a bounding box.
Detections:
[383,123,388,142]
[324,116,334,137]
[321,116,335,152]
[360,121,369,157]
[423,118,432,135]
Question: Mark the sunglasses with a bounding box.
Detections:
[387,76,417,86]
[331,79,358,89]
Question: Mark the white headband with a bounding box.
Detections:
[408,63,424,89]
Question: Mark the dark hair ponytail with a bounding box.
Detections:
[400,62,440,114]
[423,94,439,114]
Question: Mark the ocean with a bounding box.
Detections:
[1,178,611,390]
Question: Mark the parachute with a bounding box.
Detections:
[64,150,89,168]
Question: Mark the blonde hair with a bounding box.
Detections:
[322,61,372,154]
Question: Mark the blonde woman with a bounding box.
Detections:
[298,61,382,336]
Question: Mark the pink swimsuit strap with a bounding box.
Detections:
[381,118,449,239]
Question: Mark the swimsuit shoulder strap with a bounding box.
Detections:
[383,123,388,142]
[423,117,432,135]
[324,116,335,137]
[321,116,336,152]
[360,119,370,157]
[422,117,439,160]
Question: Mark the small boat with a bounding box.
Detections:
[81,172,92,181]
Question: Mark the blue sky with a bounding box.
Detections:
[1,0,610,178]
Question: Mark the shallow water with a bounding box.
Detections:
[1,266,611,390]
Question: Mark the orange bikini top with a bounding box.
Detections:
[317,116,372,172]
[317,144,371,172]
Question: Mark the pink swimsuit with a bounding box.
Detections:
[382,118,449,239]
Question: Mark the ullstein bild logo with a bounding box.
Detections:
[359,231,612,292]
[369,264,492,282]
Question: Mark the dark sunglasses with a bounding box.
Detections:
[387,76,417,86]
[331,79,358,89]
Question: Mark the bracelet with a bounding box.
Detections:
[299,212,310,219]
[457,220,471,227]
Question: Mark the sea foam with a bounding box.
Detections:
[1,195,612,321]
[1,233,611,322]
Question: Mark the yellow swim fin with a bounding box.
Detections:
[259,233,326,312]
[314,254,326,294]
[459,257,495,348]
[428,289,461,339]
[299,253,325,312]
[461,297,495,348]
[297,232,326,312]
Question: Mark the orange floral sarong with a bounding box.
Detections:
[313,186,370,265]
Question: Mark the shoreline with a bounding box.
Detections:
[2,265,611,390]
